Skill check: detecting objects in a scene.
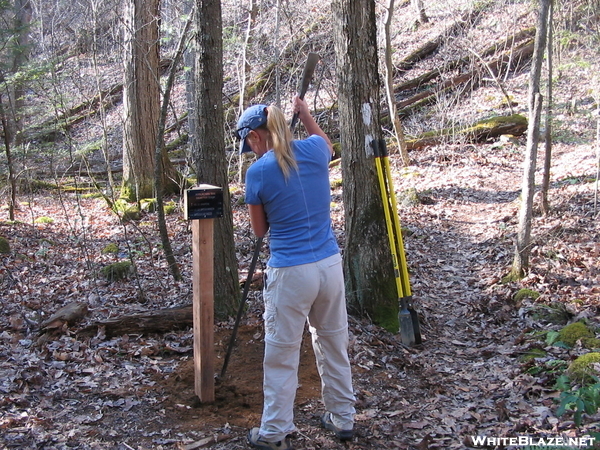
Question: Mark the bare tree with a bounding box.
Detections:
[237,0,258,184]
[333,0,399,330]
[382,0,410,166]
[540,0,554,215]
[510,0,550,279]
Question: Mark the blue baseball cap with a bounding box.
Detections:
[236,104,268,154]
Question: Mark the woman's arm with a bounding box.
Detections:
[292,96,334,156]
[248,203,269,238]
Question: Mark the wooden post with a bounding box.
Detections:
[185,184,223,403]
[192,218,215,403]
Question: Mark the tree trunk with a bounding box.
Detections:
[397,40,534,117]
[511,0,550,279]
[540,0,554,215]
[193,0,240,319]
[85,305,194,338]
[121,0,178,202]
[0,95,16,221]
[10,0,32,146]
[394,27,535,93]
[333,0,398,331]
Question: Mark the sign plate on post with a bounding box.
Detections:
[185,184,224,220]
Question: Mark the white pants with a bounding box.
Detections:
[259,253,355,441]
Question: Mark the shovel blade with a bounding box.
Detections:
[399,307,415,346]
[409,307,422,345]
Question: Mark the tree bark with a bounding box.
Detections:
[333,0,398,331]
[121,0,178,201]
[10,0,32,146]
[192,0,240,319]
[0,95,17,221]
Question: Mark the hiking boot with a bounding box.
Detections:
[247,427,294,450]
[321,412,354,441]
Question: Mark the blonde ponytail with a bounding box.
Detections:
[265,105,297,179]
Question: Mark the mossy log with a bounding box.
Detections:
[405,114,528,150]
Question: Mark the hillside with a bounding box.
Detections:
[1,0,600,449]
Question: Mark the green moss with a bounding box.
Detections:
[140,198,158,213]
[102,243,119,254]
[82,192,104,199]
[0,236,10,254]
[514,288,540,302]
[113,198,140,221]
[165,133,189,152]
[34,216,54,224]
[374,302,399,333]
[558,322,600,348]
[331,178,343,188]
[332,142,342,159]
[529,302,570,325]
[398,187,420,207]
[519,347,547,362]
[568,352,600,383]
[101,261,133,282]
[501,268,523,284]
[164,201,177,215]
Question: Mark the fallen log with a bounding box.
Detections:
[395,7,486,74]
[397,40,534,117]
[405,114,528,150]
[81,304,193,338]
[395,27,535,93]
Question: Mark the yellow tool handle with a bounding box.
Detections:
[373,141,405,298]
[382,149,412,297]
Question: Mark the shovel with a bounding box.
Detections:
[373,139,421,346]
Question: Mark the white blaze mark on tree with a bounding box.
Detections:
[362,102,374,156]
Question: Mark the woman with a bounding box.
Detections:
[237,97,355,450]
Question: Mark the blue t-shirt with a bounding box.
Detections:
[245,135,339,268]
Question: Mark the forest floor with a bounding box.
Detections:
[2,132,599,449]
[2,0,600,446]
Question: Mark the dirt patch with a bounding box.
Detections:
[161,324,322,433]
